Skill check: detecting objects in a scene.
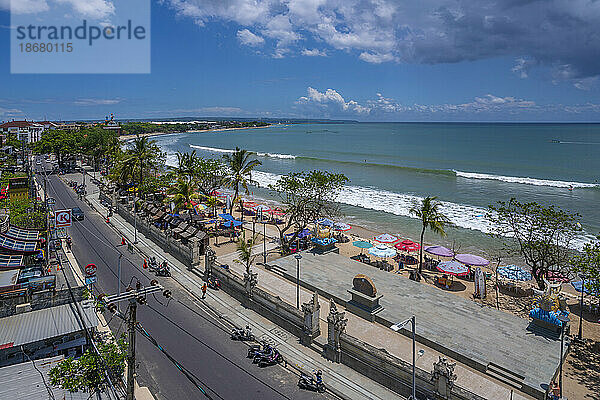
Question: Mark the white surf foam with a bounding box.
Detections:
[251,170,594,250]
[190,144,295,159]
[454,170,597,189]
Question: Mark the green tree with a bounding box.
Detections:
[205,195,220,217]
[49,335,127,394]
[1,197,46,229]
[169,178,198,212]
[410,196,451,275]
[571,234,600,296]
[270,170,348,251]
[235,231,258,275]
[222,147,262,216]
[171,150,197,184]
[487,198,581,290]
[120,136,164,197]
[194,157,226,197]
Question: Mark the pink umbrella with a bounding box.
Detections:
[374,233,398,244]
[395,239,421,252]
[547,270,570,283]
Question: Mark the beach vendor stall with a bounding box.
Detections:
[436,260,469,288]
[529,280,570,334]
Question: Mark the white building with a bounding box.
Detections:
[0,120,44,144]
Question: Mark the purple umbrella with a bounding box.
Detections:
[425,245,454,258]
[455,253,489,266]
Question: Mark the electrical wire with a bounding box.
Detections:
[145,303,293,400]
[20,345,56,400]
[135,323,222,400]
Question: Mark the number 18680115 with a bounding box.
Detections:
[19,42,73,52]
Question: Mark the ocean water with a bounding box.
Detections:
[153,123,600,257]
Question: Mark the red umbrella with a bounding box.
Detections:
[546,270,570,283]
[270,209,286,216]
[395,239,421,252]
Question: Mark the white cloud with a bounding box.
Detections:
[301,48,327,57]
[163,0,600,83]
[55,0,115,19]
[237,29,264,46]
[74,98,123,106]
[573,77,598,91]
[7,0,49,14]
[359,52,397,64]
[0,106,24,116]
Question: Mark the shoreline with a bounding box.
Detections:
[118,124,274,141]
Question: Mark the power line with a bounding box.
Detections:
[145,303,293,400]
[20,345,56,400]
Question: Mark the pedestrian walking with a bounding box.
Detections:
[201,283,207,299]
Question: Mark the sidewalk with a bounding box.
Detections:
[86,191,403,400]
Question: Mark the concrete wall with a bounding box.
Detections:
[115,202,201,268]
[0,286,86,318]
[211,266,305,337]
[338,333,486,400]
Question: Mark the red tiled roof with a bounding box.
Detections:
[0,121,34,129]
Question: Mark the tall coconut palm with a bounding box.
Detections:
[234,231,258,275]
[205,195,220,217]
[222,147,262,217]
[410,196,451,275]
[169,178,198,213]
[172,150,197,183]
[122,136,162,198]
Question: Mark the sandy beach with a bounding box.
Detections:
[118,124,274,141]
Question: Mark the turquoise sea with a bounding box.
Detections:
[153,123,600,258]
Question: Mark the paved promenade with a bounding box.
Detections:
[270,251,565,399]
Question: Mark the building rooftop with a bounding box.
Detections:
[0,269,19,286]
[0,355,118,400]
[0,301,98,348]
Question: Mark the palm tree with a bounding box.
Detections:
[169,178,198,213]
[122,136,161,198]
[205,195,220,217]
[222,147,262,217]
[172,150,197,183]
[234,231,258,275]
[410,196,451,275]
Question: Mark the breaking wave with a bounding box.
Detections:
[190,144,295,159]
[454,171,597,189]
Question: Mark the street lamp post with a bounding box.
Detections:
[263,221,267,265]
[391,315,422,400]
[578,275,585,340]
[557,314,570,398]
[295,254,302,309]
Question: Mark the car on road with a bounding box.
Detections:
[72,207,84,221]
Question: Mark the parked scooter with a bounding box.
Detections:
[298,370,325,393]
[156,261,171,277]
[208,276,221,290]
[256,348,285,367]
[247,342,271,359]
[231,325,255,341]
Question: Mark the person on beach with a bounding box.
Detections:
[201,283,207,299]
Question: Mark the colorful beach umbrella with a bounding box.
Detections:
[497,265,532,281]
[353,240,373,249]
[425,245,454,258]
[437,260,469,277]
[368,244,397,258]
[395,239,421,252]
[546,270,570,283]
[571,280,599,296]
[316,218,334,227]
[374,233,398,244]
[285,228,312,239]
[333,222,352,231]
[254,204,271,212]
[455,253,489,266]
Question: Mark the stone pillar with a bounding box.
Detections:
[243,270,258,298]
[301,292,321,346]
[204,246,216,280]
[431,356,457,399]
[324,298,347,363]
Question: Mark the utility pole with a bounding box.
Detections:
[100,281,164,400]
[127,299,137,400]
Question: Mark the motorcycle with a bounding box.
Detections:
[155,261,171,277]
[298,370,326,393]
[231,326,255,341]
[247,342,270,359]
[256,348,285,368]
[208,276,221,290]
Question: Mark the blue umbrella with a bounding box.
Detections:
[353,241,373,249]
[316,218,334,227]
[571,280,599,296]
[222,220,243,228]
[218,213,234,221]
[285,228,311,239]
[497,265,532,281]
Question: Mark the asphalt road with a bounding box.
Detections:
[36,159,330,400]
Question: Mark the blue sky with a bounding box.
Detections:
[1,0,600,122]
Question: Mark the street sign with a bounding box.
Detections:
[84,263,97,277]
[85,276,97,285]
[55,209,72,227]
[47,197,55,206]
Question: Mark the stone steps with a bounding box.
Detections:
[485,362,525,390]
